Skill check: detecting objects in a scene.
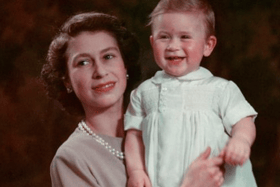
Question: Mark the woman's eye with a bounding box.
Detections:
[78,60,90,66]
[104,54,114,60]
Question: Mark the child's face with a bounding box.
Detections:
[150,12,216,77]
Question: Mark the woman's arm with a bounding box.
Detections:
[50,148,100,187]
[181,147,224,187]
[125,129,151,187]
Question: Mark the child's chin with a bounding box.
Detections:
[166,70,186,77]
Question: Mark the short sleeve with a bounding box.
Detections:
[50,147,100,187]
[219,81,257,134]
[124,89,145,131]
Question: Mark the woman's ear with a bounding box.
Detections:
[149,35,154,46]
[203,35,217,57]
[62,76,73,93]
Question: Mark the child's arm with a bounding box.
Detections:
[220,116,256,166]
[125,129,151,187]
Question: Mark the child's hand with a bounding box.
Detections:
[127,170,152,187]
[219,136,251,166]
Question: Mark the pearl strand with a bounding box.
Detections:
[78,121,125,160]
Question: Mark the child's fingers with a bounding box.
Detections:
[135,182,145,187]
[128,181,144,187]
[144,181,151,187]
[144,176,152,187]
[225,147,250,166]
[127,177,147,187]
[218,148,226,159]
[224,145,239,165]
[239,150,250,166]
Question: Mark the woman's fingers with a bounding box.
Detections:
[197,147,211,160]
[209,155,224,167]
[210,167,224,187]
[217,176,224,187]
[181,147,225,187]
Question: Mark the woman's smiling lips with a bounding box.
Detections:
[93,82,116,93]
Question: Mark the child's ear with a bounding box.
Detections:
[149,35,154,46]
[203,35,217,57]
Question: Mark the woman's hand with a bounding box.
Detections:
[181,147,224,187]
[127,170,152,187]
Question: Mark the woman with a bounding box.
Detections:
[41,12,224,187]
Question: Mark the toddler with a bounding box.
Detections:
[125,0,258,186]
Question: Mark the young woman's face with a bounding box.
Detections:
[65,31,127,113]
[150,12,216,77]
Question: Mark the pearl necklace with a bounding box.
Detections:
[78,121,125,160]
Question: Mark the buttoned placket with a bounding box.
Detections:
[159,84,168,113]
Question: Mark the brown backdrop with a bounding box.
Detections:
[0,0,279,186]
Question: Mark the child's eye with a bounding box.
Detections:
[159,35,169,39]
[181,35,190,39]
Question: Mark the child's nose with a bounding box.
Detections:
[166,39,180,51]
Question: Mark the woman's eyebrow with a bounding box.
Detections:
[100,46,119,54]
[72,53,90,62]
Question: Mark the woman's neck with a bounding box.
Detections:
[84,105,125,138]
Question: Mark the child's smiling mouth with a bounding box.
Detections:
[166,56,185,65]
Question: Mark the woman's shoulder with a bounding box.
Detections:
[53,128,90,160]
[50,128,92,180]
[53,128,124,161]
[51,128,124,175]
[50,128,127,186]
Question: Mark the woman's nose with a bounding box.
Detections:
[92,63,108,79]
[166,38,180,51]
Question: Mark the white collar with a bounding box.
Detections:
[151,67,213,84]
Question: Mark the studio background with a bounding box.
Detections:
[0,0,279,186]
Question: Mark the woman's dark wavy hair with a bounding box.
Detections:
[41,12,141,116]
